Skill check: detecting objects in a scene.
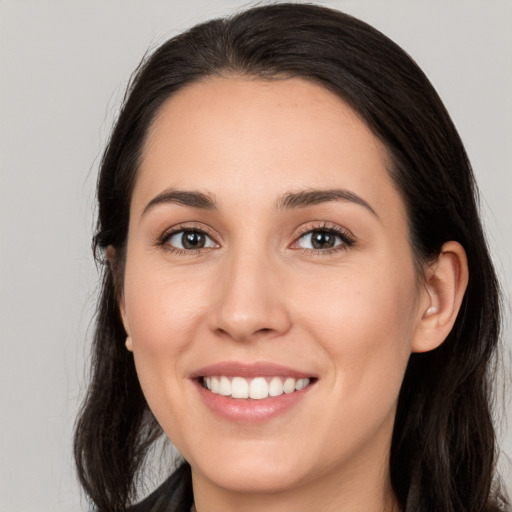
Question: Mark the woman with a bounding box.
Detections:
[74,3,510,511]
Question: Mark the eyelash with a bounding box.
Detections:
[158,222,355,256]
[158,223,218,255]
[292,222,356,255]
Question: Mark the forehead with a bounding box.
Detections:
[135,76,403,223]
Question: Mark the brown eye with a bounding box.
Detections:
[311,231,337,249]
[166,230,216,250]
[296,229,347,250]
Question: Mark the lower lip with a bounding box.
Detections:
[193,379,314,423]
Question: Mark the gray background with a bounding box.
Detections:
[1,1,510,510]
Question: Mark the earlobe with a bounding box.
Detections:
[412,241,469,353]
[423,305,438,317]
[118,293,131,341]
[422,282,440,318]
[120,301,133,352]
[106,245,116,265]
[119,295,129,335]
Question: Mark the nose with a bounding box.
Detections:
[208,248,292,342]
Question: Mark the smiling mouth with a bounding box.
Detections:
[200,376,315,400]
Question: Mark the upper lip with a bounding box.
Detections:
[189,361,317,380]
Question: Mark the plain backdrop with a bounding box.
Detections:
[1,1,511,510]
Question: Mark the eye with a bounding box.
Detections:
[165,230,217,251]
[293,227,354,251]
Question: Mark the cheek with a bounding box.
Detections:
[122,264,214,452]
[121,257,212,415]
[294,262,419,407]
[124,261,206,350]
[300,260,417,330]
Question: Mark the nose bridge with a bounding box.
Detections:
[209,239,290,341]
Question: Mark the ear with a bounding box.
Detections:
[412,241,469,353]
[106,245,131,341]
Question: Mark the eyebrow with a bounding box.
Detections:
[277,188,378,217]
[141,187,378,218]
[141,189,217,217]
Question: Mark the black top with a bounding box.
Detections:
[129,463,193,512]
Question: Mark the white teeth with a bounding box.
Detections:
[231,377,249,398]
[268,376,284,396]
[218,376,231,396]
[203,376,311,399]
[295,378,309,391]
[249,377,268,400]
[283,377,296,394]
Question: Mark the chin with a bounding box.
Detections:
[199,459,309,494]
[185,438,314,494]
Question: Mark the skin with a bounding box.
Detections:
[118,77,468,512]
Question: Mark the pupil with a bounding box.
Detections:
[312,231,334,249]
[182,231,205,249]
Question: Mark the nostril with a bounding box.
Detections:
[208,294,292,341]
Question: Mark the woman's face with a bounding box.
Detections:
[121,77,430,499]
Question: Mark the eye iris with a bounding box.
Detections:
[182,231,205,249]
[311,231,335,249]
